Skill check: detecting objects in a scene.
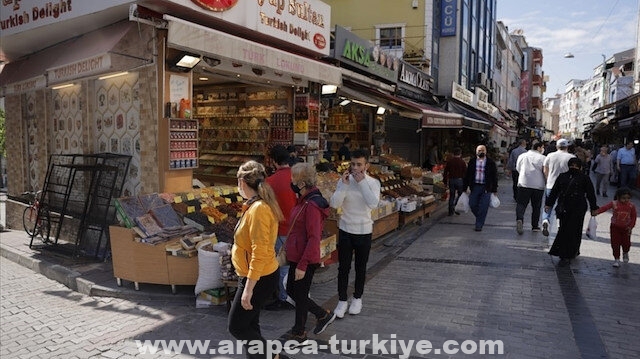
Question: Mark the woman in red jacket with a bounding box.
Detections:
[285,163,336,345]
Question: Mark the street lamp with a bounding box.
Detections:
[564,53,575,58]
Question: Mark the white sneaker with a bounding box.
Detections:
[542,220,550,237]
[623,252,629,263]
[348,298,362,315]
[334,300,348,318]
[612,260,620,268]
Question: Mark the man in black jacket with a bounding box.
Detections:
[464,145,499,231]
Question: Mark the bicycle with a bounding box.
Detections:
[22,190,52,243]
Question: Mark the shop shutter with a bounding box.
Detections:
[384,114,421,165]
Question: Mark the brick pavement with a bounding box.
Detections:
[1,178,639,358]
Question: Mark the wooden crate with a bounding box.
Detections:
[167,255,199,285]
[372,211,399,239]
[399,206,424,228]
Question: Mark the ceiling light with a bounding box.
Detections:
[198,77,209,81]
[203,56,221,67]
[322,85,338,95]
[339,99,351,106]
[351,99,377,107]
[377,107,386,115]
[98,71,129,80]
[51,83,74,90]
[176,54,201,68]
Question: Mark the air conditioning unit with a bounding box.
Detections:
[477,72,487,86]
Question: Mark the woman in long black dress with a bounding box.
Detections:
[544,157,599,266]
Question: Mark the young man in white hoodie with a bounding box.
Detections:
[330,149,381,318]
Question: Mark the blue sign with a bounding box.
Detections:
[440,0,457,37]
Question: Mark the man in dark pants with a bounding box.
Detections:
[329,149,381,318]
[515,141,546,234]
[464,145,499,231]
[443,147,467,216]
[507,139,527,201]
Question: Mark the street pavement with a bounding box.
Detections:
[1,177,639,358]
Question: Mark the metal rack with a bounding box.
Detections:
[29,153,131,259]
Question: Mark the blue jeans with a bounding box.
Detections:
[542,188,558,236]
[448,178,464,214]
[619,164,637,189]
[274,235,289,301]
[469,184,491,229]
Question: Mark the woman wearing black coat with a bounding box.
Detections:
[544,158,599,266]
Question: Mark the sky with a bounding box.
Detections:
[497,0,638,98]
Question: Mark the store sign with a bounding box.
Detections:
[423,116,463,128]
[440,0,457,37]
[2,75,46,96]
[475,87,490,114]
[0,0,132,36]
[399,61,431,92]
[140,0,330,55]
[47,54,111,83]
[332,26,398,84]
[452,82,473,106]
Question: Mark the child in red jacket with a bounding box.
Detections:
[595,187,637,267]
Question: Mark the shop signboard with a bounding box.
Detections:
[48,54,112,83]
[139,0,330,56]
[398,60,431,94]
[0,0,132,36]
[423,115,463,128]
[452,82,474,107]
[332,25,398,84]
[2,75,46,96]
[440,0,457,37]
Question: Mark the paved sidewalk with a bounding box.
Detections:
[2,178,640,358]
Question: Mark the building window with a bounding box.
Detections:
[378,26,403,49]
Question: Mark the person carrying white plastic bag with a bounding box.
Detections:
[455,192,470,213]
[585,216,597,239]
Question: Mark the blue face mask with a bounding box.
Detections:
[290,182,302,195]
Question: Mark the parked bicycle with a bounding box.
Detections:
[22,190,51,243]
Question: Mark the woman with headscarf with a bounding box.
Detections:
[544,158,599,266]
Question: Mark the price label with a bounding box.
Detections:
[236,196,243,202]
[201,193,209,198]
[174,196,183,203]
[201,203,208,208]
[222,188,231,195]
[225,198,232,204]
[187,193,195,201]
[208,216,216,223]
[187,206,196,213]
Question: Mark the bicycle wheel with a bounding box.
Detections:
[23,205,41,237]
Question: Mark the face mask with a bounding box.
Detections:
[290,182,302,195]
[477,153,486,158]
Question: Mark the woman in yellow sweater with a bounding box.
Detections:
[229,160,284,359]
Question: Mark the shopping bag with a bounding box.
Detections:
[455,192,470,213]
[585,216,597,239]
[490,193,501,208]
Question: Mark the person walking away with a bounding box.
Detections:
[544,158,598,267]
[542,138,575,241]
[338,137,352,161]
[330,149,381,318]
[264,145,297,310]
[284,163,336,345]
[515,141,546,234]
[609,145,620,186]
[463,145,499,232]
[592,146,612,197]
[617,142,637,189]
[507,139,527,201]
[594,187,637,267]
[229,161,285,359]
[443,147,467,216]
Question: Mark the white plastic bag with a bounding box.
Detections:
[585,216,597,239]
[194,247,222,295]
[490,193,501,208]
[455,192,470,213]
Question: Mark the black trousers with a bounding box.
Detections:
[515,186,544,228]
[511,171,520,200]
[286,262,325,335]
[228,269,278,359]
[337,229,372,301]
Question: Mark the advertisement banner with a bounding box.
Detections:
[440,0,457,37]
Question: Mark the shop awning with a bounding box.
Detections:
[0,21,150,95]
[166,16,342,86]
[444,99,493,131]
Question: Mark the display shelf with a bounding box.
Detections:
[168,118,199,170]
